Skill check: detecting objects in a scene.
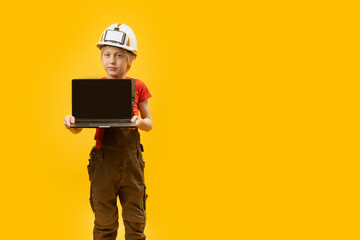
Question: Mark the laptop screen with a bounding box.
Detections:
[72,79,132,119]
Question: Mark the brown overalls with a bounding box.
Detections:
[87,128,148,240]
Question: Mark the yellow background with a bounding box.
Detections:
[0,0,359,239]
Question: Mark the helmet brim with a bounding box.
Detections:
[97,43,137,56]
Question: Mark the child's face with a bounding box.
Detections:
[101,46,129,79]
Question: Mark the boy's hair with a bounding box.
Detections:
[100,45,136,72]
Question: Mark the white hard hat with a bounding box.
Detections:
[97,23,138,56]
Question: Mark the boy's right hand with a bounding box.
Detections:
[64,115,75,129]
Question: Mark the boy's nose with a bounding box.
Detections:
[110,56,116,64]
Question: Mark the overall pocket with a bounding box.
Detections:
[137,147,145,169]
[87,147,98,181]
[142,185,148,220]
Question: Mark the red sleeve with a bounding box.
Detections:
[136,79,152,102]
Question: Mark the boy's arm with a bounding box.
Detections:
[131,99,153,132]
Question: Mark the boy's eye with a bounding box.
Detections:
[117,54,122,57]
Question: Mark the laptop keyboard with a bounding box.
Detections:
[77,119,132,123]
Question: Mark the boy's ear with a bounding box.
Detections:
[130,55,136,63]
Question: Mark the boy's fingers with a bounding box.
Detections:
[70,116,75,123]
[131,116,137,122]
[64,115,73,128]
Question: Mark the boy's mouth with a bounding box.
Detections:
[108,67,117,71]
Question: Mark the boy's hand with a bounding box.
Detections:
[64,115,75,129]
[131,115,143,126]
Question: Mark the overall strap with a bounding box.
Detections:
[130,78,136,117]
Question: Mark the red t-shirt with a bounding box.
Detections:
[94,77,152,149]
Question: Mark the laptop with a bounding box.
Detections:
[70,79,137,128]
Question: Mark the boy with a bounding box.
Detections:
[64,23,152,240]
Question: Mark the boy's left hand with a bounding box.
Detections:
[131,116,143,126]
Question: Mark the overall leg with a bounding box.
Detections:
[119,148,147,240]
[100,128,147,240]
[88,148,121,240]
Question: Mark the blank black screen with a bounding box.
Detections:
[72,79,132,119]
